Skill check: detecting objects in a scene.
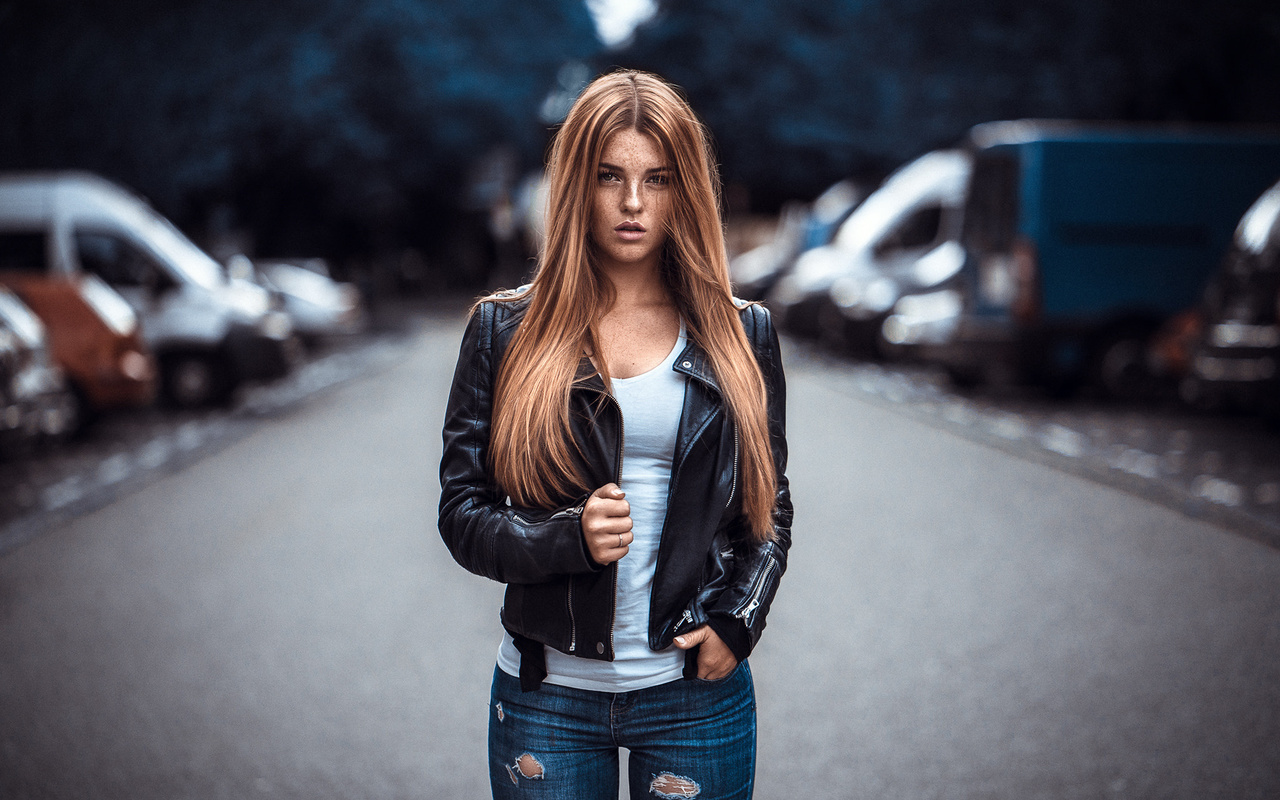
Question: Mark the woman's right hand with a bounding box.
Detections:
[581,483,633,565]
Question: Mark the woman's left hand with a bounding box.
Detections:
[673,626,738,681]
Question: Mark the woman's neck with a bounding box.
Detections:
[599,260,669,311]
[592,264,682,378]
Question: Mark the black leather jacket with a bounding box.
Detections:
[438,293,792,690]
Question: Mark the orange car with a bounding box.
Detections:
[0,230,155,414]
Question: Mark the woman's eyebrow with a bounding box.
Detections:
[597,161,672,174]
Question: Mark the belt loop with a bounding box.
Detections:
[512,634,548,692]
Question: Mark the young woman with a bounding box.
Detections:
[439,70,792,800]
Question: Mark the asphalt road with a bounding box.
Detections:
[1,312,1278,799]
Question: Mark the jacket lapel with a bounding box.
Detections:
[569,338,724,467]
[672,339,724,466]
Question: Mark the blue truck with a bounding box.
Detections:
[881,120,1280,395]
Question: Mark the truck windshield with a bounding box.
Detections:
[961,152,1019,255]
[133,210,224,290]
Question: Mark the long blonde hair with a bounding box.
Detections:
[486,70,777,541]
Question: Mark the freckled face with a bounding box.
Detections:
[590,129,672,273]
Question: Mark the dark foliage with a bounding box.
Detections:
[610,0,1280,205]
[0,0,597,277]
[1,0,1277,281]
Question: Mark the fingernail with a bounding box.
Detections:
[675,636,685,646]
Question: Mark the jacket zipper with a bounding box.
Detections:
[553,500,587,519]
[733,556,777,626]
[606,390,623,660]
[568,579,577,652]
[566,492,590,654]
[725,423,739,509]
[571,384,624,659]
[510,501,584,526]
[509,496,587,653]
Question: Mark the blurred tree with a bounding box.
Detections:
[598,0,883,203]
[2,0,1277,280]
[0,0,598,271]
[612,0,1280,206]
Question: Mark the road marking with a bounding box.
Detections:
[96,454,131,486]
[1041,424,1086,458]
[1192,475,1244,507]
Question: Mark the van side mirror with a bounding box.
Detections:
[225,254,255,282]
[147,267,179,297]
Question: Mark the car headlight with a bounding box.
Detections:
[894,289,963,322]
[1211,323,1280,349]
[862,277,899,314]
[257,310,293,341]
[883,290,964,346]
[830,276,864,310]
[119,350,153,381]
[979,254,1017,306]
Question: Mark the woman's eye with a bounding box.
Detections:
[598,170,618,183]
[648,173,669,186]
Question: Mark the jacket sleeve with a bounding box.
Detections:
[704,303,793,663]
[437,303,604,585]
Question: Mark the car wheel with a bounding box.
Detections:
[816,302,849,355]
[945,365,982,390]
[42,389,83,441]
[162,355,230,408]
[1093,335,1152,401]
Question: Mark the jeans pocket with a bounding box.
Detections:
[692,661,741,685]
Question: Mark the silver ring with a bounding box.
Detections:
[618,533,623,548]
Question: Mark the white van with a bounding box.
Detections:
[0,172,296,407]
[766,150,970,355]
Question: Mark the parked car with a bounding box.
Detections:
[1180,179,1280,415]
[0,172,295,407]
[0,228,155,422]
[229,256,366,345]
[0,286,78,449]
[871,121,1280,395]
[730,201,808,301]
[768,152,968,352]
[0,296,17,440]
[731,179,863,301]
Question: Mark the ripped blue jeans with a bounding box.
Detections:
[488,661,756,799]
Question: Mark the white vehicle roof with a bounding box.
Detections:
[0,171,224,290]
[831,150,970,254]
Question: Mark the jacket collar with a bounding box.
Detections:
[572,336,721,396]
[673,340,720,393]
[494,290,729,396]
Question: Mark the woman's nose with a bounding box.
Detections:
[623,180,642,212]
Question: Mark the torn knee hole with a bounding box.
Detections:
[513,753,544,780]
[650,772,700,798]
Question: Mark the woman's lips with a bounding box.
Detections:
[615,221,645,241]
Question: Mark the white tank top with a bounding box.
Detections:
[497,325,688,691]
